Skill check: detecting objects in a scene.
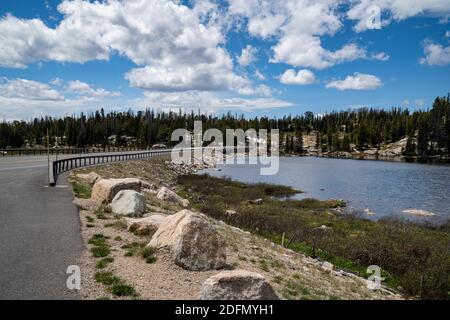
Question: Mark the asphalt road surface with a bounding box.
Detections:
[0,151,155,299]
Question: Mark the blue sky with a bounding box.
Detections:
[0,0,449,120]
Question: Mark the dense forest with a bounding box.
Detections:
[1,95,449,157]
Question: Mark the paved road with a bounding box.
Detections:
[0,151,156,299]
[0,154,87,299]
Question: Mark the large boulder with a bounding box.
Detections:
[111,190,146,217]
[148,210,226,271]
[91,178,143,203]
[157,187,189,208]
[124,214,167,236]
[201,270,280,300]
[76,172,102,185]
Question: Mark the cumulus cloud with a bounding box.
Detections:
[0,0,249,94]
[279,69,316,85]
[420,41,450,66]
[228,0,386,69]
[326,73,383,90]
[0,78,63,101]
[347,0,450,32]
[0,77,120,104]
[0,77,124,119]
[237,45,258,67]
[66,80,121,99]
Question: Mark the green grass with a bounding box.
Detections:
[71,180,92,199]
[95,272,121,285]
[178,173,450,300]
[141,247,157,264]
[88,234,109,247]
[110,283,136,297]
[104,220,127,230]
[91,246,110,258]
[96,257,114,269]
[121,242,157,264]
[89,234,111,258]
[122,242,146,257]
[95,271,137,297]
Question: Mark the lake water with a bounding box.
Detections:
[200,157,450,223]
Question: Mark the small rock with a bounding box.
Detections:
[111,190,146,217]
[249,198,263,205]
[201,270,280,300]
[123,214,167,236]
[76,172,102,185]
[321,261,334,273]
[225,210,237,216]
[316,225,331,231]
[157,186,189,207]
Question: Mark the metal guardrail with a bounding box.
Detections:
[1,147,152,157]
[49,149,172,186]
[49,146,246,186]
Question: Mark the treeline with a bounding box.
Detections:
[1,95,449,157]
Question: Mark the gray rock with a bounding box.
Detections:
[91,178,143,203]
[157,186,189,207]
[249,198,263,205]
[111,190,146,217]
[76,172,102,185]
[201,270,280,300]
[148,209,226,271]
[123,214,167,236]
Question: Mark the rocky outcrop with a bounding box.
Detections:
[157,186,189,208]
[124,214,167,236]
[110,190,146,217]
[76,172,102,185]
[225,210,237,216]
[148,209,226,271]
[201,270,280,300]
[402,209,436,217]
[91,178,143,203]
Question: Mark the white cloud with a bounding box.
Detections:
[0,77,124,120]
[0,0,250,94]
[0,77,122,118]
[237,84,273,97]
[445,30,450,38]
[420,41,450,66]
[326,73,383,90]
[237,45,258,67]
[371,52,390,61]
[347,0,450,32]
[0,78,63,101]
[279,69,316,85]
[254,70,266,80]
[228,0,385,69]
[134,90,293,112]
[66,80,120,99]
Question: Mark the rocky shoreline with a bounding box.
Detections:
[68,155,403,300]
